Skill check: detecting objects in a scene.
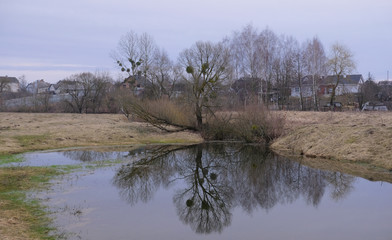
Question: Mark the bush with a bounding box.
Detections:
[202,105,285,144]
[121,96,197,132]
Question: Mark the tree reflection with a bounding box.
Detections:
[112,145,187,205]
[173,145,233,233]
[62,150,121,162]
[112,143,355,234]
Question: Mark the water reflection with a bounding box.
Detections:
[113,143,355,234]
[61,150,121,162]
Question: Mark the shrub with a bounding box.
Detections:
[234,104,285,143]
[202,105,285,144]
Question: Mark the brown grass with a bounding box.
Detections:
[0,167,58,240]
[0,112,203,155]
[272,111,392,171]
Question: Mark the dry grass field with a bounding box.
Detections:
[272,111,392,171]
[0,112,203,155]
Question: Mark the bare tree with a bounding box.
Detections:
[258,28,278,104]
[293,41,307,110]
[327,43,356,105]
[89,71,112,113]
[112,30,143,76]
[138,32,158,78]
[230,24,262,79]
[277,36,298,109]
[147,48,176,99]
[179,41,231,130]
[303,37,327,110]
[358,73,379,107]
[63,72,111,113]
[18,75,28,93]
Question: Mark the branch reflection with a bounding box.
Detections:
[112,143,355,234]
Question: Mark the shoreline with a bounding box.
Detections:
[1,111,392,172]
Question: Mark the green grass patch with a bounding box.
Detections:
[140,138,199,144]
[0,166,63,239]
[0,154,24,165]
[14,134,48,147]
[345,136,357,144]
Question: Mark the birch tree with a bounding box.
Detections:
[230,24,261,79]
[327,43,356,105]
[303,37,327,110]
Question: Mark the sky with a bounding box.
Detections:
[1,0,391,84]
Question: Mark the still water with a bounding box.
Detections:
[23,144,392,240]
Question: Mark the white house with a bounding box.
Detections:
[291,74,363,97]
[0,76,20,92]
[26,79,51,94]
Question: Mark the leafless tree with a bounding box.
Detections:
[358,73,379,107]
[303,37,327,110]
[18,75,28,93]
[63,72,111,113]
[277,36,298,108]
[138,32,158,78]
[179,41,231,130]
[111,30,143,76]
[230,24,262,79]
[293,41,307,110]
[258,28,279,103]
[327,43,356,105]
[146,48,177,99]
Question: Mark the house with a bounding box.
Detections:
[362,102,388,111]
[122,75,152,97]
[378,81,392,101]
[291,74,363,97]
[231,77,261,104]
[0,76,20,92]
[26,79,51,94]
[319,75,363,96]
[48,84,60,94]
[290,76,316,98]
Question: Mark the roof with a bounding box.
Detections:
[231,77,261,93]
[0,76,19,84]
[291,74,363,88]
[320,75,363,85]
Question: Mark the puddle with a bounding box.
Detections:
[24,143,392,239]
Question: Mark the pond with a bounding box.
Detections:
[21,143,392,239]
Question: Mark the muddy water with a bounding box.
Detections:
[29,144,392,240]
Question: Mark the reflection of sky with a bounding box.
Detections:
[231,178,391,240]
[40,163,392,239]
[12,150,134,166]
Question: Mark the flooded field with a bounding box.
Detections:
[16,144,392,239]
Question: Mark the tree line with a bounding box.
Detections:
[2,25,381,142]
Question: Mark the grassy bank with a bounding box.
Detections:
[0,165,61,240]
[272,111,392,171]
[1,112,392,171]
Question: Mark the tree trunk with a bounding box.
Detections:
[195,105,203,130]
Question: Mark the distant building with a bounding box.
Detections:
[26,79,51,94]
[291,74,363,97]
[0,76,20,92]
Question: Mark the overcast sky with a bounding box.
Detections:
[1,0,391,83]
